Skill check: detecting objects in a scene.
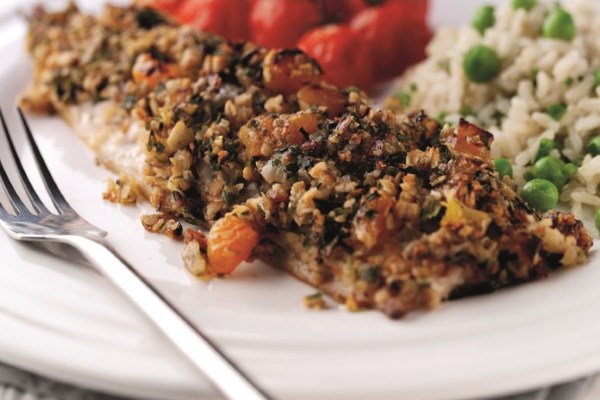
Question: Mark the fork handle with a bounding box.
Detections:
[62,235,272,400]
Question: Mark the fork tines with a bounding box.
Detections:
[0,108,47,217]
[0,108,73,219]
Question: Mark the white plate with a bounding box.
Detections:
[2,2,600,400]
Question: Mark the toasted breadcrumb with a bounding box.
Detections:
[141,212,183,240]
[103,173,140,205]
[303,292,327,310]
[181,240,210,277]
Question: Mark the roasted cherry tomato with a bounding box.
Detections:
[176,0,252,41]
[350,0,431,78]
[250,0,322,49]
[298,24,373,90]
[144,0,182,14]
[321,0,367,23]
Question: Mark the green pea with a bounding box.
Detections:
[563,163,578,178]
[512,0,536,10]
[572,155,584,167]
[533,138,559,163]
[593,69,600,88]
[463,44,501,83]
[521,179,559,212]
[595,209,600,232]
[460,105,474,116]
[546,103,567,121]
[493,158,513,178]
[472,5,495,35]
[587,136,600,156]
[394,91,411,108]
[532,156,569,189]
[542,7,575,41]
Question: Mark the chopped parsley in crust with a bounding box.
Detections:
[21,5,593,318]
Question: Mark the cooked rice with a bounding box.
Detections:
[390,0,600,235]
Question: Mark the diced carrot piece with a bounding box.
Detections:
[207,215,259,274]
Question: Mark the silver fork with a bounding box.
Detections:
[0,108,272,400]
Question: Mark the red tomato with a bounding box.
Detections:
[394,0,431,64]
[322,0,367,23]
[250,0,322,49]
[298,24,373,90]
[176,0,252,41]
[350,0,431,78]
[147,0,182,14]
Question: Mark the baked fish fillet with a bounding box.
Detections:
[21,4,593,318]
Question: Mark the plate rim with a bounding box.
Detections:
[2,2,600,400]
